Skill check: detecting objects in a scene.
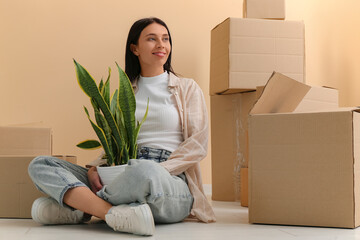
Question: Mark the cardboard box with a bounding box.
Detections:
[52,155,77,165]
[211,91,259,201]
[248,73,360,228]
[244,0,285,20]
[210,18,305,95]
[0,126,52,155]
[0,155,76,218]
[240,168,248,207]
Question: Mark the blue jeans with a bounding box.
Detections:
[28,147,193,223]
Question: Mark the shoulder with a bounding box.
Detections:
[169,73,202,94]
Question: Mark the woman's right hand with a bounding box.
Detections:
[87,166,103,193]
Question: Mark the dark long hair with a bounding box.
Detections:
[125,17,175,82]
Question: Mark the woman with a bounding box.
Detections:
[28,17,215,236]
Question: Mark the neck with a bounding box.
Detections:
[140,65,165,77]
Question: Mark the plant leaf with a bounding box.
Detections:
[74,59,100,98]
[102,68,111,107]
[83,106,114,165]
[110,135,118,165]
[74,60,123,164]
[115,104,128,162]
[76,140,101,149]
[116,62,136,159]
[90,98,103,128]
[93,106,113,156]
[99,78,104,94]
[110,89,118,117]
[134,98,149,157]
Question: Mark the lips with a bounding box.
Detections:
[153,52,166,57]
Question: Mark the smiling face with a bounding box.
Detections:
[131,23,171,77]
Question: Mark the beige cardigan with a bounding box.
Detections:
[88,73,216,223]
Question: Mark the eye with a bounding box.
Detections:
[148,37,155,41]
[163,37,169,41]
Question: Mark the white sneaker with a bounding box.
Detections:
[105,204,155,236]
[31,197,88,225]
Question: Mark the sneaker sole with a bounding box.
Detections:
[31,197,50,224]
[136,204,155,236]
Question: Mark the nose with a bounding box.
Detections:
[156,39,165,49]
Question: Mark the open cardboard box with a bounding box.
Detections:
[248,72,360,228]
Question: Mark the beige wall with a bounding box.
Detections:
[1,0,359,184]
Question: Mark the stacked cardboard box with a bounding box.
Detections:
[210,18,305,95]
[211,1,356,229]
[0,126,52,155]
[243,0,285,20]
[0,125,77,218]
[210,3,305,205]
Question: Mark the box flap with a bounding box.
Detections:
[250,72,310,114]
[294,86,338,112]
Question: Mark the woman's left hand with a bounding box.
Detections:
[87,166,103,193]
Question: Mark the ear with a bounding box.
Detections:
[130,44,139,56]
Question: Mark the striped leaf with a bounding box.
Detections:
[102,68,111,107]
[110,89,118,117]
[116,62,136,158]
[74,59,99,98]
[115,104,128,162]
[134,98,149,157]
[93,106,113,156]
[83,106,114,165]
[99,79,104,94]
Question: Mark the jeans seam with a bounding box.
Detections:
[59,182,87,207]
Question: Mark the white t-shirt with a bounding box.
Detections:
[135,72,184,152]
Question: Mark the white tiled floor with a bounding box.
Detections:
[1,195,360,239]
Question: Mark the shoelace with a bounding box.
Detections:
[111,208,134,231]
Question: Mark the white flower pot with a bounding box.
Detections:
[97,164,127,185]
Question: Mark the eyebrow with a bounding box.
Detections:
[145,33,169,37]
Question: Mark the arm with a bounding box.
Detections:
[160,80,208,176]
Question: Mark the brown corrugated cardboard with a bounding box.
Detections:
[250,72,339,114]
[240,168,248,207]
[210,18,305,95]
[52,155,77,165]
[244,0,285,20]
[0,155,77,218]
[248,73,360,228]
[211,91,258,201]
[0,126,52,155]
[294,86,339,113]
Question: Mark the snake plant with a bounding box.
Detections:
[74,59,149,165]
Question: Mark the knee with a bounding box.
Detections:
[128,160,168,181]
[28,155,51,178]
